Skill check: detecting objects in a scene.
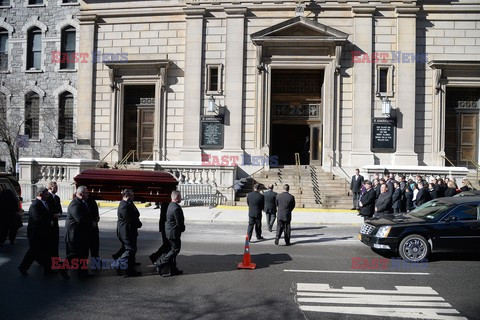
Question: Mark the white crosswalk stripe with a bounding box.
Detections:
[296,283,467,320]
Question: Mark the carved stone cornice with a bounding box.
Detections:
[395,6,419,18]
[352,6,376,17]
[224,7,247,17]
[184,7,206,18]
[77,14,98,25]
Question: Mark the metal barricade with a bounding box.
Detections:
[177,184,217,207]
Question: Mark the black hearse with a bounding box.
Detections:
[359,197,480,262]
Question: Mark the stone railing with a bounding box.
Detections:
[18,158,99,202]
[361,165,469,185]
[140,161,237,204]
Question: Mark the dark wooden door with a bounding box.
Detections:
[137,106,154,161]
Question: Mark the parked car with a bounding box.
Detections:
[453,190,480,197]
[0,172,23,213]
[359,197,480,262]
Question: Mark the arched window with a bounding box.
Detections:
[25,92,40,139]
[0,28,7,70]
[58,92,73,140]
[27,27,41,70]
[60,26,76,70]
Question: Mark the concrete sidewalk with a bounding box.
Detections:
[23,201,364,226]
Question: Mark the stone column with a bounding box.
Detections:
[76,14,97,157]
[179,8,205,161]
[221,7,247,158]
[394,7,419,165]
[350,7,375,165]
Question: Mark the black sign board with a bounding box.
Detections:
[371,118,396,152]
[200,116,224,149]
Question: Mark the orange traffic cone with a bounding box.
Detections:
[237,235,256,270]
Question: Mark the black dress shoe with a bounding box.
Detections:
[172,269,183,276]
[18,266,28,276]
[257,236,264,240]
[274,238,279,245]
[351,207,356,210]
[149,254,157,265]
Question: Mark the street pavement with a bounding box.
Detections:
[0,204,479,320]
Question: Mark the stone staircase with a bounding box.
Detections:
[235,165,353,209]
[466,169,480,190]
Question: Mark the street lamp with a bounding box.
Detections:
[208,95,216,112]
[381,96,391,117]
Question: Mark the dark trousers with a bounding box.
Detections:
[352,192,361,208]
[266,212,276,232]
[160,237,181,271]
[393,208,401,214]
[50,222,59,257]
[89,228,100,258]
[65,241,89,276]
[247,216,262,240]
[0,216,21,244]
[19,240,50,270]
[150,231,171,263]
[113,236,137,272]
[276,220,291,244]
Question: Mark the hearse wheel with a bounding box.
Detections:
[399,234,430,262]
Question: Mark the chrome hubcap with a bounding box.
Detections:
[404,238,426,261]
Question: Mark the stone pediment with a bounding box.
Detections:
[251,16,348,46]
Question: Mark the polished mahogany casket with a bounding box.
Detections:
[73,169,178,202]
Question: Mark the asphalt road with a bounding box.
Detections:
[1,214,479,320]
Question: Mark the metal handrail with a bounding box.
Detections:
[294,153,302,207]
[328,155,350,196]
[441,155,456,167]
[118,150,137,168]
[96,149,118,168]
[463,154,480,183]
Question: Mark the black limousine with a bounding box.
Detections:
[359,196,480,262]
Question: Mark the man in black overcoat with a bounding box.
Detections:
[275,184,295,246]
[263,184,277,232]
[87,197,100,259]
[18,187,52,276]
[416,182,432,207]
[65,186,93,277]
[113,189,142,277]
[375,184,392,218]
[391,181,402,213]
[46,181,62,258]
[350,168,364,210]
[358,181,375,220]
[149,202,171,264]
[246,184,264,241]
[158,190,185,277]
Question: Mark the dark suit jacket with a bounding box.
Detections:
[276,192,295,222]
[165,202,185,240]
[27,199,52,244]
[375,192,391,214]
[247,191,264,218]
[117,200,142,240]
[359,188,375,217]
[350,175,364,193]
[416,188,432,206]
[444,187,457,197]
[65,197,92,253]
[386,180,395,198]
[263,190,277,214]
[391,188,402,210]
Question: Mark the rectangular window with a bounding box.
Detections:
[0,1,10,6]
[0,31,7,70]
[28,0,43,4]
[61,28,76,70]
[62,0,77,3]
[206,64,222,94]
[27,29,41,70]
[59,93,74,140]
[25,93,40,139]
[376,65,393,96]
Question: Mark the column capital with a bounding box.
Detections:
[224,7,247,17]
[395,6,419,17]
[184,7,206,18]
[352,6,376,17]
[77,14,98,25]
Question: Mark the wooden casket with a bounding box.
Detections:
[73,169,178,202]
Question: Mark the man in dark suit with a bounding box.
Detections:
[46,181,62,258]
[350,168,364,210]
[87,197,100,260]
[18,187,53,276]
[263,184,277,232]
[158,190,185,277]
[275,184,295,246]
[391,181,402,213]
[149,202,171,264]
[65,186,93,278]
[358,181,375,220]
[113,189,142,277]
[246,184,264,241]
[416,182,432,207]
[375,184,392,218]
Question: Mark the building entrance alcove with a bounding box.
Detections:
[270,69,324,166]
